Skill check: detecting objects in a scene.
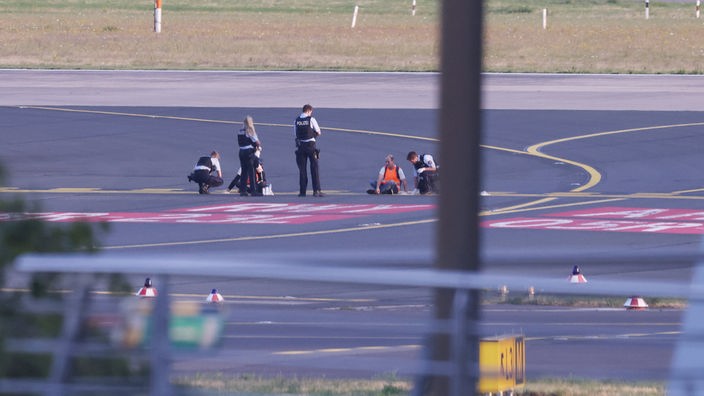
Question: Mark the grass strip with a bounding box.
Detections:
[486,292,687,309]
[0,0,438,71]
[174,373,412,395]
[3,0,704,72]
[173,373,666,395]
[485,0,704,74]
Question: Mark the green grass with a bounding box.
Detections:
[2,0,704,72]
[173,374,666,395]
[486,292,687,309]
[485,0,704,73]
[174,373,413,395]
[0,0,435,15]
[0,0,438,71]
[517,378,666,396]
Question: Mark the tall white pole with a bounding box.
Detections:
[645,0,650,19]
[542,8,547,29]
[697,0,701,18]
[351,5,359,28]
[154,0,162,33]
[412,0,417,16]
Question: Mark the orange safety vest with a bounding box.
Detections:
[382,165,401,185]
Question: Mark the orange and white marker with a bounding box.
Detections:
[568,265,587,283]
[206,288,224,303]
[624,296,649,310]
[154,0,162,33]
[412,0,417,16]
[136,277,158,297]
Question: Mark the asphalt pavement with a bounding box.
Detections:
[3,71,704,382]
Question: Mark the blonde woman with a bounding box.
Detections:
[235,116,261,196]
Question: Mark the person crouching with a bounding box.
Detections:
[187,151,223,194]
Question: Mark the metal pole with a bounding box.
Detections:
[645,0,650,19]
[429,0,483,394]
[46,274,91,396]
[351,5,359,28]
[150,275,171,396]
[542,8,548,29]
[451,290,470,395]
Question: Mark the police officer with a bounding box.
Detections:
[406,151,439,194]
[236,116,261,196]
[294,104,324,197]
[187,151,223,194]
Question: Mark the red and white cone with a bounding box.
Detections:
[136,277,157,297]
[568,265,588,283]
[624,296,648,310]
[206,288,224,303]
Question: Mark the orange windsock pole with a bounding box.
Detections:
[154,0,162,33]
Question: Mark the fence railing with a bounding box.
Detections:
[7,250,704,395]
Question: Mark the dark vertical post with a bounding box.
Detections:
[429,0,483,394]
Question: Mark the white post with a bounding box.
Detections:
[351,5,359,28]
[697,0,701,18]
[154,0,162,33]
[412,0,417,16]
[542,8,547,29]
[645,0,650,19]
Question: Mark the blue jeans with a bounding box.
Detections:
[369,180,398,194]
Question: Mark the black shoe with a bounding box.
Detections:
[201,184,210,194]
[239,191,249,196]
[367,189,377,195]
[313,191,325,197]
[188,175,193,183]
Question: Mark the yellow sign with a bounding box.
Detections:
[478,334,526,393]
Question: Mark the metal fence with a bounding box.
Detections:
[3,250,704,395]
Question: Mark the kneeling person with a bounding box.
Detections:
[188,151,224,194]
[406,151,438,195]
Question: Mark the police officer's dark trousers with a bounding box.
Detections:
[295,141,320,196]
[239,147,257,196]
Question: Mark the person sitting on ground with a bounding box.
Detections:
[406,151,439,195]
[367,154,408,194]
[228,146,262,193]
[187,151,223,194]
[251,157,272,195]
[228,151,272,196]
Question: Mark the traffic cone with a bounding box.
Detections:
[624,296,648,310]
[568,265,587,283]
[206,288,224,303]
[135,277,157,297]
